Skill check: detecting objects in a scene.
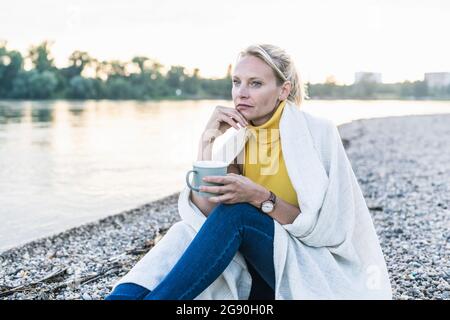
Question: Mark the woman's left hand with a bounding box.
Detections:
[200,173,269,207]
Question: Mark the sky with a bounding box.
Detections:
[1,0,449,84]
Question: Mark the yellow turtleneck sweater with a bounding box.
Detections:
[243,100,299,207]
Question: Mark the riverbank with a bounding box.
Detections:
[1,113,449,300]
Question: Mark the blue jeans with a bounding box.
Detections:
[105,202,275,300]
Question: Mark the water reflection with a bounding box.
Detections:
[0,99,219,252]
[0,102,53,123]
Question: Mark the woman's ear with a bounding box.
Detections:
[280,81,292,100]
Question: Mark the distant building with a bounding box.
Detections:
[424,72,450,88]
[354,72,382,84]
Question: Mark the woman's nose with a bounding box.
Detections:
[237,85,249,97]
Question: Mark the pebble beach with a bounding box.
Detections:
[1,113,449,300]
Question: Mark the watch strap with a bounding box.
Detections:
[260,190,276,211]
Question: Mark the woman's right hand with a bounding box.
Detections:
[201,106,249,143]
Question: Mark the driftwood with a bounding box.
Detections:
[0,263,125,299]
[0,229,169,299]
[0,267,68,298]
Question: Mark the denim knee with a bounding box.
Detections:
[209,202,262,227]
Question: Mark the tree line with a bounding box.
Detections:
[0,41,449,100]
[0,41,231,100]
[308,75,450,100]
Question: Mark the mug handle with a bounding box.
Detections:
[185,170,200,192]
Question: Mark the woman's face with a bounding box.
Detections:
[232,55,291,126]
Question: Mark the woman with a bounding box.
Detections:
[105,44,392,300]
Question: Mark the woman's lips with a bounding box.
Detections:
[237,104,253,111]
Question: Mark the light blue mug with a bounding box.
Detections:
[186,160,228,197]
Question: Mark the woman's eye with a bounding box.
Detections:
[232,80,261,87]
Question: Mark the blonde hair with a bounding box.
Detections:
[236,44,309,107]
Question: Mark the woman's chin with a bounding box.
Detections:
[243,116,254,123]
[240,110,253,119]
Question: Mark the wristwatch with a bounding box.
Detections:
[260,191,276,214]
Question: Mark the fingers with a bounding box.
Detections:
[224,110,249,128]
[216,106,249,128]
[203,173,241,203]
[236,110,250,126]
[218,113,240,130]
[199,185,229,194]
[209,193,234,203]
[203,175,234,184]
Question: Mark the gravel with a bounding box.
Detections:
[1,113,449,300]
[0,194,181,300]
[338,113,450,300]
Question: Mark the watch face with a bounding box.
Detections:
[262,201,274,213]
